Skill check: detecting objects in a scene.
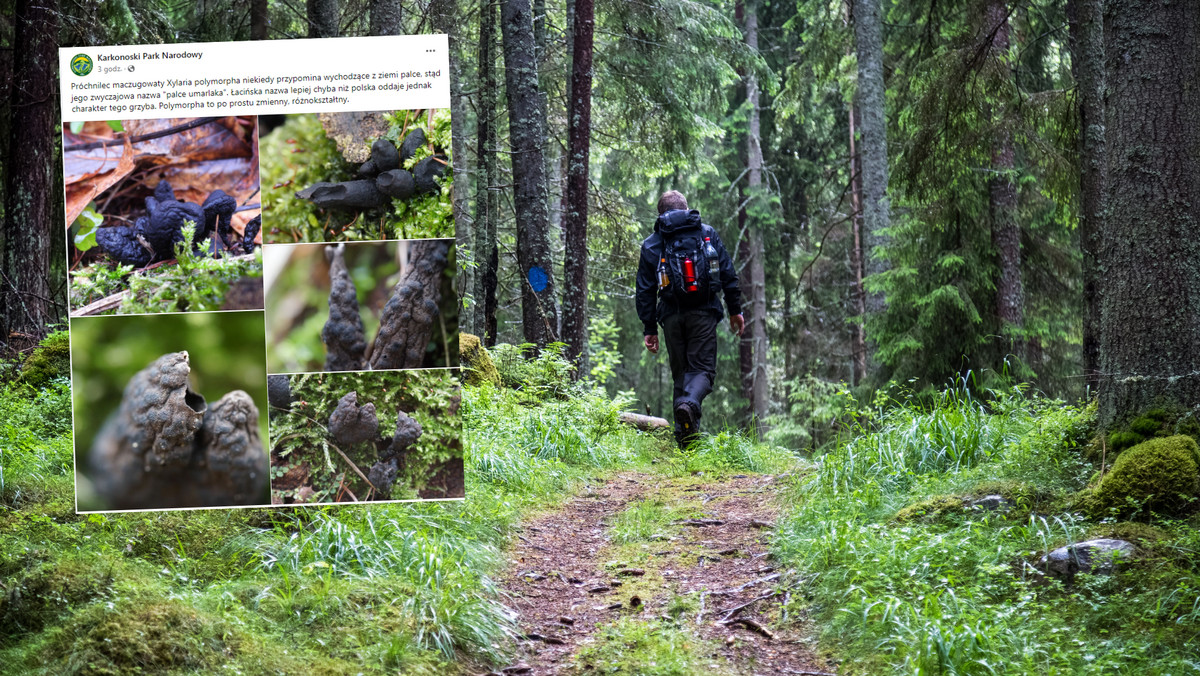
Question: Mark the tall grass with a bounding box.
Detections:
[774,384,1200,674]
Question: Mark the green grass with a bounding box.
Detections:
[773,383,1200,675]
[0,345,800,674]
[574,617,724,675]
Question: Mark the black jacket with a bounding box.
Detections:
[636,209,742,336]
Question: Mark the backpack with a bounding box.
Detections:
[659,225,717,307]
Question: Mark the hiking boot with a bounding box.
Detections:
[673,399,700,448]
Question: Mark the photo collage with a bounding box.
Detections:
[64,109,462,511]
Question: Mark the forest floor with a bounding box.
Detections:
[485,470,838,676]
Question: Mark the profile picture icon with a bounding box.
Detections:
[71,54,93,76]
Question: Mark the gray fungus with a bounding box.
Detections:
[89,351,267,510]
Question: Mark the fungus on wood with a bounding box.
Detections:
[321,243,368,371]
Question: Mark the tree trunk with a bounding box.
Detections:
[983,0,1025,355]
[1068,0,1106,393]
[430,0,471,335]
[3,0,58,344]
[1098,0,1200,426]
[474,0,501,346]
[501,0,559,347]
[369,0,403,35]
[737,196,754,413]
[852,0,889,318]
[744,0,769,435]
[251,0,269,40]
[307,0,339,38]
[848,102,867,386]
[561,0,594,372]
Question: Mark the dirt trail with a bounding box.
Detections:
[487,472,836,676]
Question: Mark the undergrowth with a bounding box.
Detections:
[0,341,793,674]
[773,380,1200,674]
[68,222,264,314]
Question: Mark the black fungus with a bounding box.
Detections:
[412,155,447,195]
[241,215,262,253]
[398,128,426,164]
[386,410,423,459]
[195,390,268,506]
[369,138,400,172]
[89,351,266,509]
[295,181,337,200]
[328,391,378,447]
[370,240,450,370]
[297,129,444,214]
[321,244,367,372]
[376,169,415,199]
[367,457,399,498]
[267,375,291,415]
[96,180,237,267]
[306,180,389,210]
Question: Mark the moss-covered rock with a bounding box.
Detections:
[459,333,500,387]
[1088,435,1200,517]
[894,495,967,523]
[18,330,70,387]
[1085,521,1170,554]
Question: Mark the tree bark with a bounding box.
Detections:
[848,102,867,386]
[983,0,1025,354]
[251,0,269,40]
[1068,0,1106,393]
[3,0,59,344]
[369,0,403,35]
[744,0,769,435]
[306,0,339,38]
[501,0,559,347]
[561,0,594,372]
[737,195,755,412]
[429,0,472,336]
[1098,0,1200,426]
[474,0,501,345]
[852,0,889,318]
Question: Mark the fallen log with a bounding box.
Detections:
[618,411,671,430]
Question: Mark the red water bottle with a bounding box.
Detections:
[683,258,697,292]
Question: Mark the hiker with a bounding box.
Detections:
[636,190,744,448]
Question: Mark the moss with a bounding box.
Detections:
[0,556,118,635]
[39,600,236,675]
[1107,429,1145,454]
[1085,521,1170,554]
[1128,415,1165,437]
[969,480,1037,505]
[893,494,967,523]
[18,331,70,387]
[1173,414,1200,442]
[1089,435,1200,518]
[459,333,501,387]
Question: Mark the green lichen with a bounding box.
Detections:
[459,333,500,387]
[18,331,70,387]
[1088,435,1200,517]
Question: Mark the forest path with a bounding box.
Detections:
[488,471,836,676]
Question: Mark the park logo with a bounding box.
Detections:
[70,54,93,76]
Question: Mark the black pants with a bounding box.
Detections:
[661,310,719,438]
